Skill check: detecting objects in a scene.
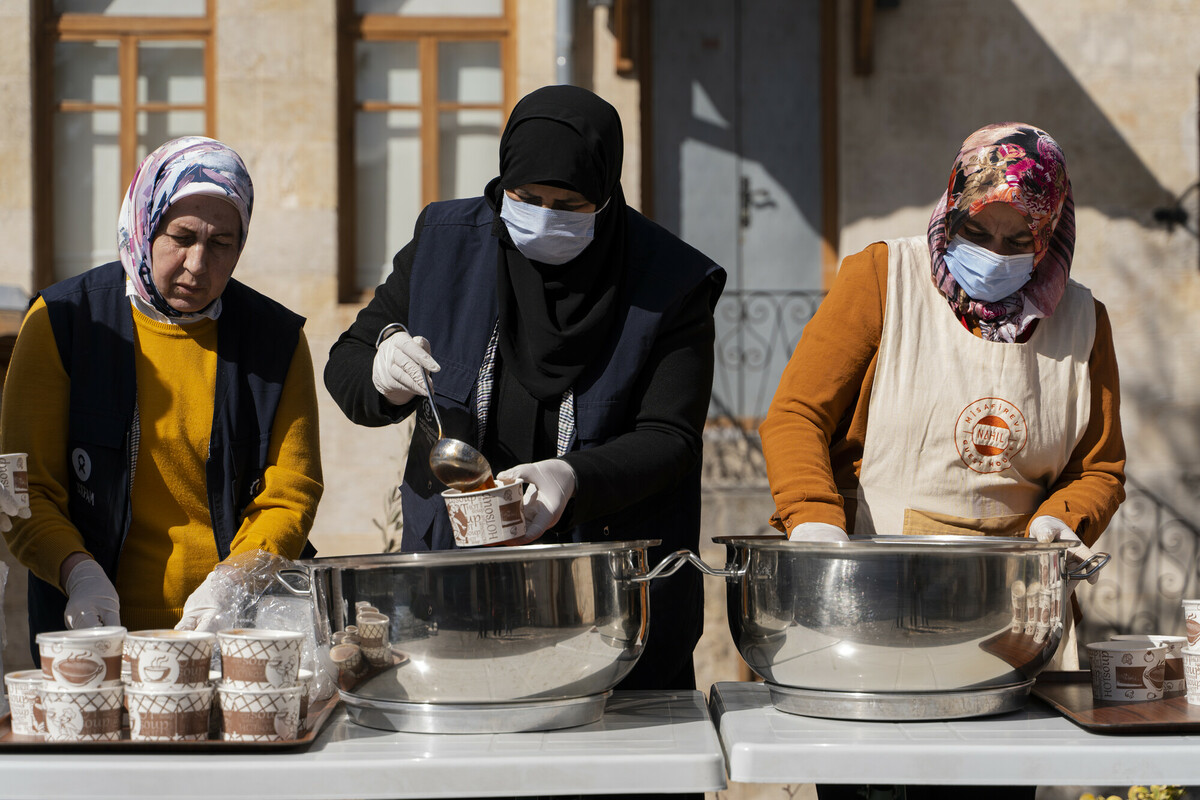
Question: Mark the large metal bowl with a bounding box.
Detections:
[279,541,660,732]
[705,534,1109,719]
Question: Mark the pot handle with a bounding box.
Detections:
[632,549,747,583]
[1065,551,1111,582]
[275,568,312,597]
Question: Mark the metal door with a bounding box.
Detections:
[651,0,824,421]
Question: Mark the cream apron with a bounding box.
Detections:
[854,237,1096,666]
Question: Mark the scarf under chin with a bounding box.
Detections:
[927,123,1075,343]
[117,136,253,320]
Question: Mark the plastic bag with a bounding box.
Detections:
[0,558,8,679]
[202,549,335,702]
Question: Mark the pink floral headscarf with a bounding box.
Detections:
[117,136,253,318]
[927,123,1075,343]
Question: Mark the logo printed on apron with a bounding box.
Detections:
[954,397,1027,474]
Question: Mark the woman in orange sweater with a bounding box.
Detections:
[760,122,1125,800]
[1,137,323,651]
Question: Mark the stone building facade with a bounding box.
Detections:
[0,8,1198,797]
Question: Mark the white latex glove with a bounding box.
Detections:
[176,567,241,632]
[0,484,31,533]
[63,558,121,629]
[1029,515,1102,585]
[371,328,440,406]
[496,459,578,543]
[787,521,849,542]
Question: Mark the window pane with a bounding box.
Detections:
[356,42,419,104]
[438,109,501,201]
[53,112,122,281]
[55,41,119,105]
[54,0,207,15]
[437,42,501,104]
[138,41,205,105]
[357,110,421,291]
[355,0,503,16]
[137,111,206,160]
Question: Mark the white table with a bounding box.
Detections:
[710,681,1200,787]
[0,690,726,799]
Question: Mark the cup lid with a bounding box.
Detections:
[216,628,304,641]
[1086,640,1168,653]
[36,626,127,643]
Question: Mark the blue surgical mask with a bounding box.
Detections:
[943,235,1035,302]
[499,193,601,265]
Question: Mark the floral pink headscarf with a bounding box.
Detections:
[927,123,1075,343]
[117,136,253,318]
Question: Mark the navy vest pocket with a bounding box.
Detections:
[574,399,622,445]
[400,482,444,551]
[66,410,130,573]
[228,434,270,510]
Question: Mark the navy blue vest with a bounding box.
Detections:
[400,198,725,688]
[28,262,309,645]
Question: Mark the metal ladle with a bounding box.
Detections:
[419,368,494,491]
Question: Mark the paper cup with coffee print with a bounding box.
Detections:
[125,684,214,741]
[40,683,124,741]
[1183,647,1200,706]
[355,611,391,667]
[1034,587,1053,644]
[1183,599,1200,648]
[442,479,526,547]
[295,668,316,727]
[0,452,29,510]
[1009,580,1026,633]
[126,629,215,689]
[1087,640,1167,703]
[37,626,126,688]
[217,683,303,741]
[4,670,47,737]
[1112,634,1188,699]
[217,629,303,689]
[1023,580,1041,636]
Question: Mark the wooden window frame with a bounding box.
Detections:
[32,1,216,291]
[336,0,516,303]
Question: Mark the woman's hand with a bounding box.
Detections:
[1029,515,1102,587]
[496,459,578,543]
[787,522,848,542]
[372,328,440,405]
[176,567,239,632]
[62,555,121,629]
[0,484,30,533]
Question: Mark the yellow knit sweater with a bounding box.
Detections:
[1,296,323,630]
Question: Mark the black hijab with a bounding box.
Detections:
[488,85,628,401]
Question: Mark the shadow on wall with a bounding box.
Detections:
[653,0,1188,427]
[844,0,1178,226]
[653,0,1178,248]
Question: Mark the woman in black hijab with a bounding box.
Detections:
[325,85,726,692]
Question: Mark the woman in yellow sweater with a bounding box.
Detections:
[1,137,323,650]
[759,122,1125,800]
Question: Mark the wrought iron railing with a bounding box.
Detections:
[704,289,823,490]
[709,288,825,421]
[1076,476,1200,646]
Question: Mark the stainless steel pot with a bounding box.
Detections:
[655,534,1109,720]
[277,540,662,733]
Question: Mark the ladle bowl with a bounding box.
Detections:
[420,367,494,491]
[430,437,494,491]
